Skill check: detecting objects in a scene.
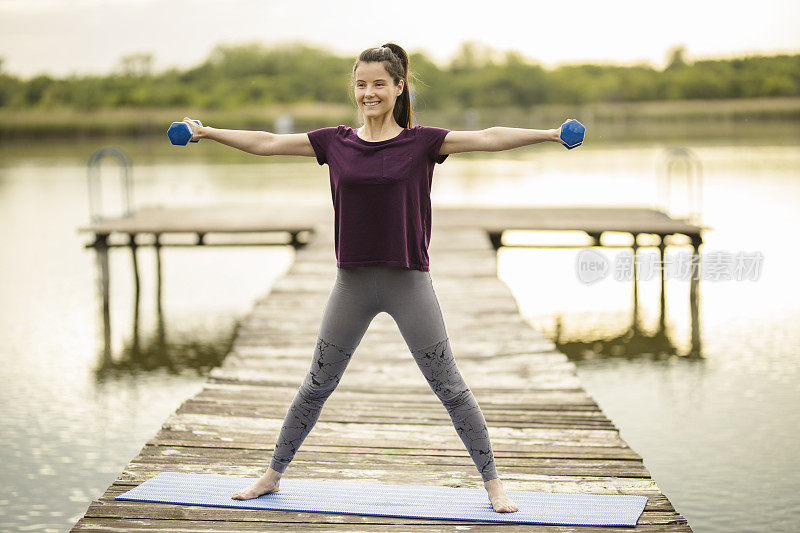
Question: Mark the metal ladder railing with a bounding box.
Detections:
[655,147,703,225]
[87,146,133,222]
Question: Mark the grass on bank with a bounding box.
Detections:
[1,97,799,141]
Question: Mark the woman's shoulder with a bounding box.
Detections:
[310,124,352,134]
[410,124,451,143]
[411,124,450,133]
[307,125,354,144]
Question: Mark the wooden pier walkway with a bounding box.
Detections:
[77,203,707,247]
[73,216,693,531]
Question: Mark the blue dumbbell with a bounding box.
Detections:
[167,120,202,146]
[559,119,585,149]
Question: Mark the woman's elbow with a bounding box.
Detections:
[482,128,499,152]
[258,131,276,156]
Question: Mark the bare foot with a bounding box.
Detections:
[231,468,281,500]
[484,477,519,512]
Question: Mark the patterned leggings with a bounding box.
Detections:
[268,265,499,482]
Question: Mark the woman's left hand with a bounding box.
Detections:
[554,119,572,146]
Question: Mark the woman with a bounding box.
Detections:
[183,42,574,513]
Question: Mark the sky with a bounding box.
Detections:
[1,0,799,79]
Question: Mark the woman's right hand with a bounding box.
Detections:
[182,117,204,141]
[555,119,573,146]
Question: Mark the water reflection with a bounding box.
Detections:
[552,260,704,361]
[92,320,234,378]
[90,237,236,378]
[88,232,307,379]
[502,235,705,360]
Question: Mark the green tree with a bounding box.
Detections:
[117,52,154,77]
[666,45,688,70]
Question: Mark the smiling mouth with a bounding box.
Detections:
[364,101,380,107]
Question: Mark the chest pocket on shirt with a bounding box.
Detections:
[382,155,413,183]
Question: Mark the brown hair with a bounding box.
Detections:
[351,42,415,128]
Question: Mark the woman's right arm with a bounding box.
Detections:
[183,117,315,157]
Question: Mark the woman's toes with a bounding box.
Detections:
[491,497,519,512]
[232,488,254,500]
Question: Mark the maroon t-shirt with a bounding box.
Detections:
[307,124,450,271]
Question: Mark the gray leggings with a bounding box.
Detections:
[269,265,499,482]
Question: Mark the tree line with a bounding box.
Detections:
[0,42,798,111]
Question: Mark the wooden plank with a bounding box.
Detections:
[435,206,707,234]
[195,382,600,408]
[76,203,330,234]
[157,413,629,448]
[77,204,706,236]
[127,445,647,477]
[175,400,618,430]
[74,518,692,532]
[113,457,665,496]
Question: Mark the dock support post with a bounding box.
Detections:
[129,233,141,352]
[154,233,166,343]
[92,233,112,360]
[631,234,641,334]
[487,230,503,251]
[658,235,667,334]
[689,234,703,357]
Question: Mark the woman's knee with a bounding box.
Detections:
[298,374,339,402]
[437,386,474,409]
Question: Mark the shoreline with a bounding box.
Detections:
[2,96,799,141]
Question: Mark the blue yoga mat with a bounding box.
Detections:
[115,471,648,527]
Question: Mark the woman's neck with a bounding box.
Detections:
[358,117,404,142]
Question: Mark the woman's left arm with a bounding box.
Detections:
[440,126,564,155]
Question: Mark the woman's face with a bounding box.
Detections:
[354,61,404,119]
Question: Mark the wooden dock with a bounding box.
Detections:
[72,209,695,531]
[77,203,707,247]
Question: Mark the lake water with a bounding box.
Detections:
[1,130,798,532]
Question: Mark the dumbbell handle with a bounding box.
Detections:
[187,120,201,143]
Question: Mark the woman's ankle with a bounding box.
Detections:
[266,466,283,478]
